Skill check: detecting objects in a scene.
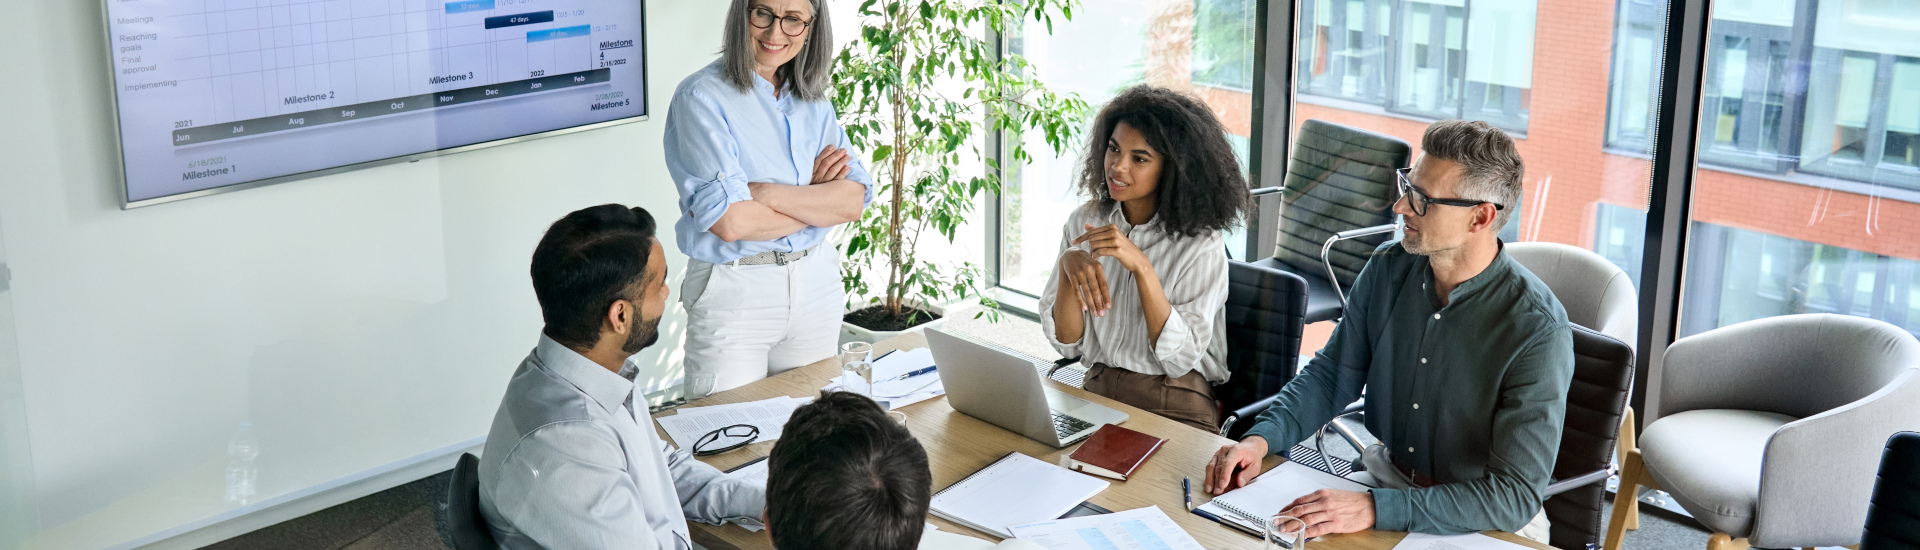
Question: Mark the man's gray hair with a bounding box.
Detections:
[1420,120,1524,232]
[721,0,834,102]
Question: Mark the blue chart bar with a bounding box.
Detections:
[1119,520,1175,550]
[526,25,591,42]
[485,11,554,29]
[444,0,495,14]
[1074,528,1122,550]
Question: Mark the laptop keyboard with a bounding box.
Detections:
[1052,412,1095,439]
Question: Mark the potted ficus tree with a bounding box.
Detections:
[832,0,1089,341]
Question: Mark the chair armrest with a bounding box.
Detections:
[1047,356,1081,378]
[1324,412,1368,455]
[1221,394,1282,436]
[1542,468,1614,498]
[1319,223,1399,305]
[1749,368,1920,547]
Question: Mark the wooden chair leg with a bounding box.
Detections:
[1604,449,1647,550]
[1618,407,1636,464]
[1706,533,1749,550]
[1617,408,1640,530]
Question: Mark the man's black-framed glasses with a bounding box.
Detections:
[1396,167,1504,217]
[692,424,760,456]
[749,6,813,37]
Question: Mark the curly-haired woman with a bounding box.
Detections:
[1040,85,1254,432]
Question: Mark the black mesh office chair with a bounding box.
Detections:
[1255,119,1411,324]
[1215,260,1310,439]
[1544,324,1637,550]
[1861,431,1920,550]
[440,453,500,550]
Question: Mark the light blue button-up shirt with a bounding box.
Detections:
[664,60,875,265]
[478,335,765,549]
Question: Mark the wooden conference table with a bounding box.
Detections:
[651,332,1554,550]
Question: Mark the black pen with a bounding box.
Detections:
[1182,477,1192,511]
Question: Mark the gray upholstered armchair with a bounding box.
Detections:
[1605,314,1920,550]
[1506,242,1638,351]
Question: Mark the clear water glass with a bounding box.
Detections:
[840,341,873,367]
[840,359,875,400]
[1265,515,1306,550]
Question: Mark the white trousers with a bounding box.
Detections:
[680,246,844,399]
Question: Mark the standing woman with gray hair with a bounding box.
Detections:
[665,0,872,398]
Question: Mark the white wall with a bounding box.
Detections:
[0,1,736,548]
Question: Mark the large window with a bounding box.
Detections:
[994,0,1257,297]
[1297,0,1535,132]
[1679,0,1920,339]
[1291,0,1644,270]
[1609,0,1920,189]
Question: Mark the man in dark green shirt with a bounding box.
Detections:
[1204,120,1573,541]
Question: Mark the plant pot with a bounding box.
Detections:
[839,299,954,346]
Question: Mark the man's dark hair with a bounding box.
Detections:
[529,204,658,350]
[767,391,930,550]
[1076,84,1254,238]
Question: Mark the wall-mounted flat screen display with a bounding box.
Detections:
[105,0,648,207]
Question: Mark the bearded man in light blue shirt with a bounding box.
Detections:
[479,205,763,550]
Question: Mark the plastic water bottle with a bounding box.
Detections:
[225,422,259,505]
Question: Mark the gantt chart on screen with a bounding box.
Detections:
[107,0,648,203]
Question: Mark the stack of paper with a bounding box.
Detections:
[1010,506,1206,550]
[654,396,806,449]
[821,347,946,410]
[930,452,1110,538]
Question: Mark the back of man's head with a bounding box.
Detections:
[1421,120,1525,231]
[529,204,657,350]
[767,391,930,550]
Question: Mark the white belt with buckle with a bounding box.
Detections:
[729,245,815,266]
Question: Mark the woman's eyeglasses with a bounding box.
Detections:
[749,6,813,37]
[1395,167,1504,217]
[692,424,760,456]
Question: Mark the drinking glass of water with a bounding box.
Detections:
[841,341,872,367]
[1265,515,1307,550]
[840,359,875,400]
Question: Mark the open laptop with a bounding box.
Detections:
[925,328,1128,447]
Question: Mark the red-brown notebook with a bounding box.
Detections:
[1067,424,1166,480]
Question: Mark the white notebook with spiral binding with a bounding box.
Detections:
[1196,461,1372,532]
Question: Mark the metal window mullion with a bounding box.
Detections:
[1382,0,1405,108]
[1738,33,1772,155]
[1455,0,1472,120]
[1362,0,1385,99]
[1329,0,1351,93]
[1865,54,1895,168]
[1301,0,1321,93]
[1634,0,1715,428]
[1251,0,1295,260]
[985,16,1008,293]
[1776,0,1819,173]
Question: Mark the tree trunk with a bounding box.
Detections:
[884,6,908,317]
